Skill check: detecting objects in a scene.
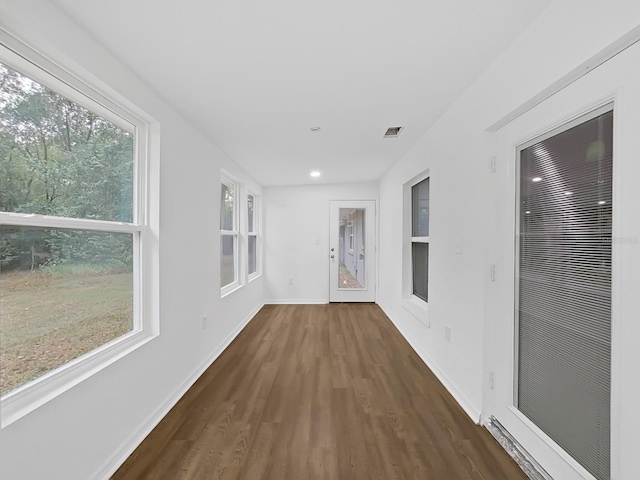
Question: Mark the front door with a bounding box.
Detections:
[329,200,375,302]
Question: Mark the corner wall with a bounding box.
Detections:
[0,2,264,479]
[264,182,378,303]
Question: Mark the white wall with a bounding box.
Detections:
[0,2,264,479]
[264,183,378,303]
[377,0,640,478]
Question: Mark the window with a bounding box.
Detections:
[0,35,156,425]
[247,193,259,278]
[220,176,238,293]
[347,215,354,252]
[411,177,430,302]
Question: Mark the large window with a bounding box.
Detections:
[411,177,430,302]
[220,176,238,293]
[0,36,155,424]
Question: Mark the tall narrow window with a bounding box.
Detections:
[0,48,152,407]
[517,107,612,480]
[247,193,258,277]
[411,177,430,302]
[220,177,238,293]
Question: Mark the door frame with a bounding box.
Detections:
[483,41,640,480]
[329,200,376,302]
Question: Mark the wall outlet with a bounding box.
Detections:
[445,326,451,341]
[288,277,293,285]
[202,315,208,330]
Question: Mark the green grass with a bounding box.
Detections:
[0,269,133,395]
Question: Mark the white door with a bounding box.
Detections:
[485,41,640,480]
[329,200,376,302]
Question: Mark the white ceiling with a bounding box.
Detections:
[52,0,552,186]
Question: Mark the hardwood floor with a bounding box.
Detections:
[112,304,526,480]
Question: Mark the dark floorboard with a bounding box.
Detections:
[112,304,526,480]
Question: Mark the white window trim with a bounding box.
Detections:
[221,174,241,297]
[0,29,160,428]
[401,170,430,326]
[247,192,261,281]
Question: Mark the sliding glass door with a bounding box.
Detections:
[516,108,612,480]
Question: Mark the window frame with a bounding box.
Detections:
[0,29,159,427]
[401,170,430,326]
[247,192,260,281]
[411,177,430,303]
[220,174,240,296]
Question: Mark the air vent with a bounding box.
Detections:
[384,126,403,138]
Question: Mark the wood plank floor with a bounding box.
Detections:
[112,304,526,480]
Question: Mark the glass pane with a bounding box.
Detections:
[220,234,235,287]
[248,194,255,233]
[412,178,430,237]
[0,62,134,222]
[412,242,429,302]
[248,235,257,275]
[338,208,365,289]
[220,182,234,231]
[0,225,133,395]
[518,110,612,480]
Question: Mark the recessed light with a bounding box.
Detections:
[310,127,321,132]
[598,200,606,205]
[532,177,542,182]
[310,171,321,178]
[525,211,531,214]
[565,191,573,195]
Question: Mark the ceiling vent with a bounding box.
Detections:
[384,126,403,138]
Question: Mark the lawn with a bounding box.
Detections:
[0,269,133,395]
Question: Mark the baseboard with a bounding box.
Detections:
[377,302,482,423]
[265,299,327,304]
[91,302,264,480]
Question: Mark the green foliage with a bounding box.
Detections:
[0,63,134,272]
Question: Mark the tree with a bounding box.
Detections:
[0,62,134,272]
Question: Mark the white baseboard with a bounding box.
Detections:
[265,299,327,304]
[377,302,482,424]
[92,302,264,480]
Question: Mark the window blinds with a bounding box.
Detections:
[517,109,612,480]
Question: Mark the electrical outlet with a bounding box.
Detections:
[445,326,451,341]
[288,277,293,285]
[202,315,208,330]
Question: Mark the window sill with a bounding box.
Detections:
[402,295,429,327]
[248,272,262,283]
[1,328,157,428]
[221,281,243,298]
